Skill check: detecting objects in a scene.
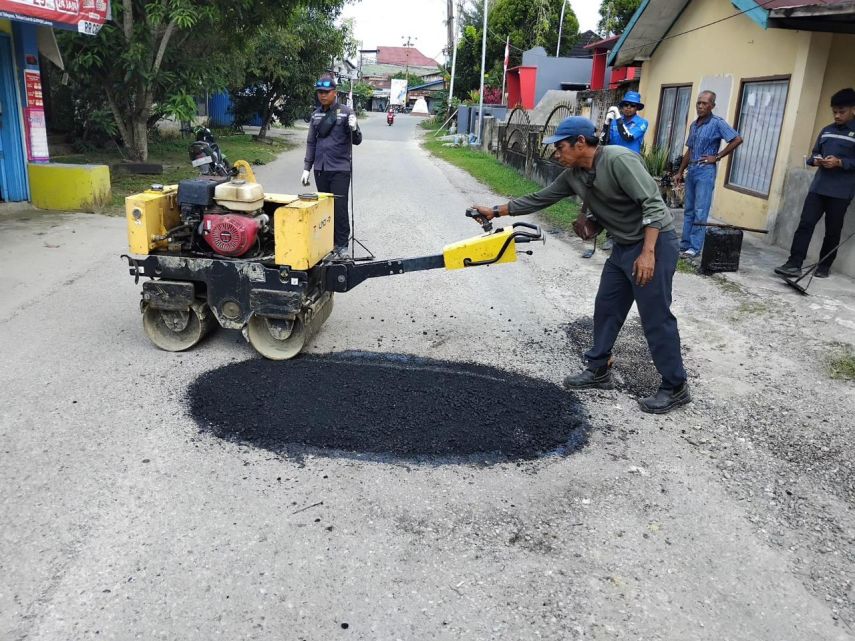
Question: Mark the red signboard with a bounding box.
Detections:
[0,0,109,35]
[24,69,43,107]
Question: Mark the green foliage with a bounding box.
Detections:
[423,131,579,229]
[598,0,643,35]
[828,344,855,381]
[642,146,669,177]
[55,0,346,160]
[229,6,351,138]
[452,0,580,100]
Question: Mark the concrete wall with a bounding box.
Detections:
[522,47,592,106]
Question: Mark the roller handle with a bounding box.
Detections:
[465,208,493,233]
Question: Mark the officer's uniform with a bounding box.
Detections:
[786,119,855,270]
[304,101,362,249]
[607,115,648,155]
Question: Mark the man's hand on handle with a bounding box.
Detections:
[301,170,311,186]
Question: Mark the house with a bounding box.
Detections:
[506,46,594,110]
[610,0,855,276]
[1,6,107,204]
[358,46,442,112]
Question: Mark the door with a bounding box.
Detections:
[0,33,29,202]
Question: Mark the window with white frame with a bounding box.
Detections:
[728,78,789,197]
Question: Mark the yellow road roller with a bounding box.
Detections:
[123,163,543,359]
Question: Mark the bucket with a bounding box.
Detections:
[700,227,743,273]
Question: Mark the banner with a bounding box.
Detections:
[0,0,109,35]
[390,78,407,106]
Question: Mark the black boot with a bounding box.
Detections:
[563,365,614,390]
[639,382,692,414]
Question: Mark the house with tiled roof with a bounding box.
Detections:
[610,0,855,276]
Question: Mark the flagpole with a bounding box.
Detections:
[500,36,509,106]
[476,0,489,142]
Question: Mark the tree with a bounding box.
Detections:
[597,0,642,35]
[230,7,352,139]
[451,0,580,99]
[59,0,344,161]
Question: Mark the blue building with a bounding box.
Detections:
[0,3,108,203]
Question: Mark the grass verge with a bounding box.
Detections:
[828,344,855,381]
[421,128,579,230]
[52,133,294,215]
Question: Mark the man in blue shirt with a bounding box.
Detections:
[775,87,855,279]
[606,91,649,155]
[673,91,743,257]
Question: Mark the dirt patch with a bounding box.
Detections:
[188,352,590,463]
[563,317,661,397]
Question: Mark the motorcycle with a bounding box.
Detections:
[188,127,231,176]
[386,110,395,126]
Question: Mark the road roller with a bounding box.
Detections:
[123,162,543,360]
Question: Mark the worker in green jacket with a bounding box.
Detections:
[471,116,690,414]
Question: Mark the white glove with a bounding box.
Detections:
[301,170,310,186]
[605,106,621,123]
[348,114,357,130]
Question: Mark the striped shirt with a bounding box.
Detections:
[686,115,739,163]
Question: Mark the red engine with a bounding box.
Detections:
[202,214,261,257]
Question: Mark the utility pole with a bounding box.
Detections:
[557,0,568,57]
[476,0,489,142]
[402,35,416,109]
[447,2,460,117]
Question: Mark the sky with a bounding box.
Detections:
[340,0,602,64]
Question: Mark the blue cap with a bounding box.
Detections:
[619,91,644,109]
[315,75,337,90]
[542,116,597,145]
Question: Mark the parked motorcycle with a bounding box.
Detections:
[188,127,231,176]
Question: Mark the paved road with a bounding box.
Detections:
[1,112,852,641]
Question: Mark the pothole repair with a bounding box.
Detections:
[188,352,590,463]
[564,317,661,398]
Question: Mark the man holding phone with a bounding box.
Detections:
[775,87,855,279]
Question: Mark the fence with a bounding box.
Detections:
[497,102,579,188]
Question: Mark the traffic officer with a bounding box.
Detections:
[470,117,691,414]
[302,74,362,258]
[775,87,855,279]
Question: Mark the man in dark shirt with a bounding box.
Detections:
[775,88,855,279]
[302,74,362,258]
[471,117,691,414]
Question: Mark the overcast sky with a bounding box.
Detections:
[340,0,602,64]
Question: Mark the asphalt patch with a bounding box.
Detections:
[188,352,590,463]
[564,317,661,398]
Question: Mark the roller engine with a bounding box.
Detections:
[167,173,273,260]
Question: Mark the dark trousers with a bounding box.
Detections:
[788,192,850,269]
[584,230,687,390]
[314,170,351,247]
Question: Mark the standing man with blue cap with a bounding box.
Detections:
[470,116,691,414]
[599,91,649,251]
[605,91,649,155]
[302,74,362,258]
